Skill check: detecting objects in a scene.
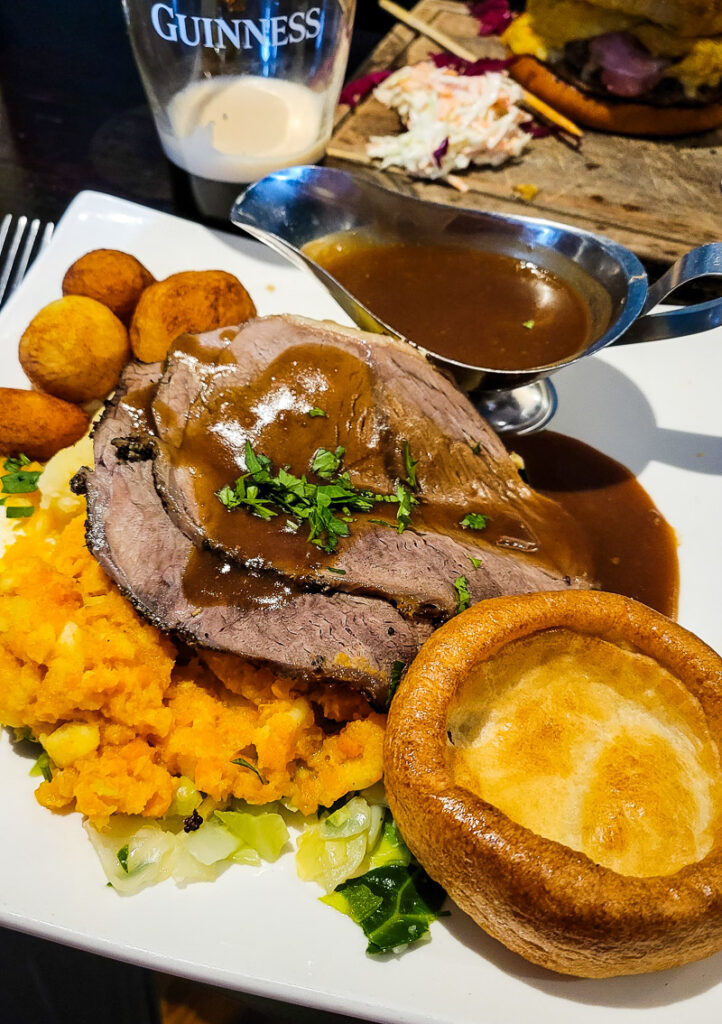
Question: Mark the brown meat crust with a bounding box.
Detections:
[384,590,722,977]
[510,55,722,135]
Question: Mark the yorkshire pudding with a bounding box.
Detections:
[384,590,722,977]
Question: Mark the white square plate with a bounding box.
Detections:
[1,191,722,1024]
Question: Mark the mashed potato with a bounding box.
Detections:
[0,440,385,828]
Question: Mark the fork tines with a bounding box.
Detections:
[0,214,55,309]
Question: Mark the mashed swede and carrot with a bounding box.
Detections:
[0,442,385,829]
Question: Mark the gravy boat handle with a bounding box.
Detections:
[617,243,722,344]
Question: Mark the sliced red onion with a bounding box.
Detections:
[430,52,513,75]
[521,119,554,138]
[588,32,670,98]
[340,71,392,109]
[468,0,515,37]
[432,138,450,168]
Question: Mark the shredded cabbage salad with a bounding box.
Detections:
[367,61,530,179]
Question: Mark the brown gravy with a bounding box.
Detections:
[120,328,676,620]
[308,239,591,371]
[151,331,591,608]
[510,432,679,618]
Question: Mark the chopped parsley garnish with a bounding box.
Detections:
[4,505,34,519]
[117,845,130,874]
[387,660,406,707]
[471,441,481,455]
[312,446,345,480]
[523,319,535,329]
[468,556,482,569]
[391,482,418,534]
[232,756,267,785]
[3,454,31,472]
[454,575,471,613]
[460,513,488,531]
[2,455,41,493]
[1,454,41,519]
[403,442,419,491]
[217,442,418,553]
[308,407,327,417]
[328,567,346,575]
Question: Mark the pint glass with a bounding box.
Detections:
[122,0,356,219]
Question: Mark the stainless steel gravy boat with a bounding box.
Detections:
[231,165,722,434]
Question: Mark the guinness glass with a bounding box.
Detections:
[122,0,356,223]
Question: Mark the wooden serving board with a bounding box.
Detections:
[328,0,722,264]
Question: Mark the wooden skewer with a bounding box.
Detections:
[380,0,479,62]
[377,0,583,139]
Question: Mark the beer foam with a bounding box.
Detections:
[160,76,327,183]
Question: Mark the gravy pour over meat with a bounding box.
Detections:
[76,315,592,704]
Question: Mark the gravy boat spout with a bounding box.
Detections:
[231,165,721,434]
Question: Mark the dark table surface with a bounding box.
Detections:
[0,1,413,226]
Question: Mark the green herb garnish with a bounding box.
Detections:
[3,454,31,472]
[454,575,471,613]
[387,660,406,707]
[468,556,482,569]
[392,482,418,534]
[460,513,488,531]
[328,567,346,576]
[523,319,535,329]
[2,457,42,494]
[471,441,481,455]
[232,756,267,785]
[322,863,446,955]
[217,442,417,553]
[29,751,53,782]
[215,471,276,521]
[308,407,327,418]
[1,454,40,520]
[117,845,130,874]
[403,442,419,491]
[312,446,345,480]
[4,505,34,519]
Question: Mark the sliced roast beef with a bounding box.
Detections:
[148,316,589,616]
[79,316,594,704]
[76,361,430,706]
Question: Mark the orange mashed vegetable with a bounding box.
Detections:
[0,510,385,826]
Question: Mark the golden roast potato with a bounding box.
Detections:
[19,295,130,403]
[62,249,155,325]
[129,270,257,363]
[0,388,88,462]
[384,590,722,978]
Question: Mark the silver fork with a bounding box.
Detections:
[0,214,55,309]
